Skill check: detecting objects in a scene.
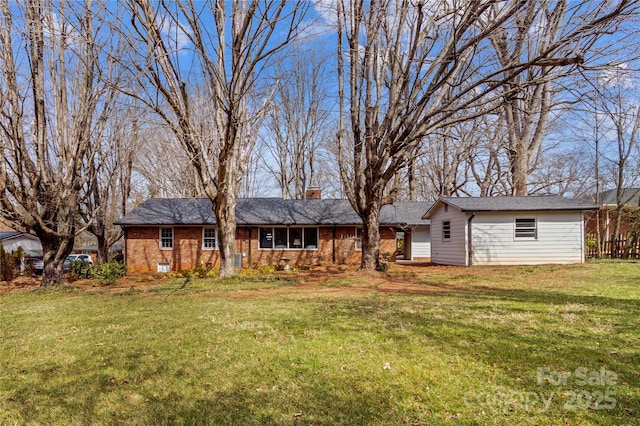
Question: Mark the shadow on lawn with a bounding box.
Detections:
[4,277,638,424]
[305,285,640,420]
[411,278,640,310]
[141,385,394,425]
[9,362,396,425]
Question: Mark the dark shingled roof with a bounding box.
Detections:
[116,198,432,227]
[598,188,640,206]
[424,196,597,218]
[0,231,22,240]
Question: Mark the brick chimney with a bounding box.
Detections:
[305,187,322,199]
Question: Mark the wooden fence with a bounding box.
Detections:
[586,233,640,259]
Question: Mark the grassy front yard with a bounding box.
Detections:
[1,262,639,425]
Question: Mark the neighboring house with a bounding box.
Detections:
[72,242,124,263]
[0,231,43,257]
[585,187,640,239]
[115,196,432,273]
[0,231,43,273]
[424,196,597,266]
[598,187,640,207]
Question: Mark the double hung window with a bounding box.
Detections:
[160,227,173,249]
[203,228,217,249]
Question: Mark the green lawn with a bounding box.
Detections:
[1,262,639,425]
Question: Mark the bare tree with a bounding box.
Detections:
[81,102,140,263]
[417,119,487,199]
[589,65,640,256]
[0,1,121,285]
[120,0,310,277]
[528,147,595,197]
[334,0,634,270]
[487,0,638,195]
[135,124,205,198]
[260,48,336,199]
[465,114,512,196]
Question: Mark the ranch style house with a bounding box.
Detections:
[115,196,432,273]
[116,194,596,272]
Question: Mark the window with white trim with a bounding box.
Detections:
[258,227,318,249]
[202,228,218,250]
[355,227,363,251]
[515,218,537,239]
[442,221,451,240]
[160,227,173,249]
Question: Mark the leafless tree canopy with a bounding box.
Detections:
[334,0,639,270]
[0,0,121,285]
[260,48,336,199]
[81,101,141,263]
[120,0,311,276]
[1,0,639,281]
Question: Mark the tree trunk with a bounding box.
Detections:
[359,204,381,271]
[510,143,529,196]
[96,234,110,264]
[215,193,237,278]
[611,206,624,258]
[408,158,417,202]
[39,234,74,286]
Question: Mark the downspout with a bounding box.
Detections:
[467,212,476,266]
[248,227,252,267]
[332,225,337,263]
[123,227,128,268]
[580,212,585,263]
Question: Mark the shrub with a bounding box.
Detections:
[191,266,209,278]
[376,251,392,272]
[238,268,260,276]
[376,261,389,272]
[258,265,275,274]
[24,259,36,276]
[295,265,313,271]
[90,260,127,286]
[0,243,15,281]
[136,275,156,283]
[70,259,92,278]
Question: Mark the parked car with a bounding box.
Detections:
[64,254,93,271]
[31,258,44,275]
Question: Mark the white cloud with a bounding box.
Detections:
[158,15,192,53]
[43,12,81,49]
[296,0,338,41]
[598,63,637,89]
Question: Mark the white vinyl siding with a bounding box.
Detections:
[410,226,431,260]
[429,207,468,266]
[471,211,585,265]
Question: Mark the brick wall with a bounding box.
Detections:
[124,225,398,273]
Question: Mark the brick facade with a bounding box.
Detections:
[585,208,637,239]
[124,225,397,273]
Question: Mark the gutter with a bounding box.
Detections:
[467,212,476,266]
